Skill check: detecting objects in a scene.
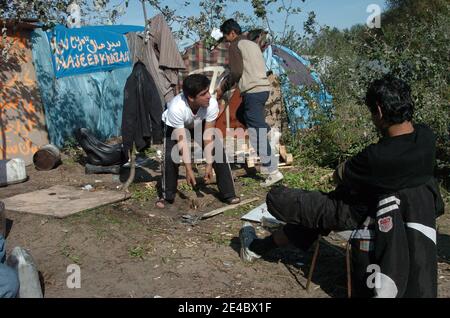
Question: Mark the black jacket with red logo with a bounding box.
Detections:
[350,178,443,298]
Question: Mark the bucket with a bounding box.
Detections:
[33,144,61,171]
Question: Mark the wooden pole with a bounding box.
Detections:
[122,144,136,192]
[306,235,321,292]
[346,242,352,298]
[141,0,148,29]
[201,197,259,220]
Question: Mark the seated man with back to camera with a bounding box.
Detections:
[238,75,444,298]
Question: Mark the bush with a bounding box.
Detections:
[284,1,449,190]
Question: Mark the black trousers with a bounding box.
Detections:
[161,123,236,202]
[266,185,370,251]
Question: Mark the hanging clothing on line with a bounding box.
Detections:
[126,14,185,103]
[122,61,163,158]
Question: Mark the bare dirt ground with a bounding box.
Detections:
[1,155,449,298]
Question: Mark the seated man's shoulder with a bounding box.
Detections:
[415,123,436,140]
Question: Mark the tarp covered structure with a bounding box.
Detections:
[264,44,332,131]
[0,20,49,165]
[31,25,144,147]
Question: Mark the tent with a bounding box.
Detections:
[31,25,144,148]
[31,15,185,149]
[264,44,333,131]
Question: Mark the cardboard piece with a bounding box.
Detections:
[2,185,130,218]
[240,202,284,225]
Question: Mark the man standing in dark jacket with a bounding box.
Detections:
[238,75,444,297]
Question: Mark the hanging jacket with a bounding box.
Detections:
[122,61,163,157]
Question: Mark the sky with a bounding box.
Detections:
[111,0,387,42]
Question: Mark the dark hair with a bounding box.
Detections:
[247,29,264,42]
[182,74,210,98]
[365,74,414,124]
[220,19,242,35]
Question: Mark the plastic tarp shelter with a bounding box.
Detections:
[31,25,144,147]
[264,44,333,131]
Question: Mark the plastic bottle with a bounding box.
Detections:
[6,247,43,298]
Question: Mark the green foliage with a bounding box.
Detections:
[61,137,84,164]
[0,0,125,26]
[1,0,126,61]
[130,183,158,202]
[128,246,144,259]
[291,0,449,178]
[143,0,310,44]
[282,166,334,192]
[61,245,82,265]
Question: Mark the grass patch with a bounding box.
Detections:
[282,165,335,192]
[128,245,145,260]
[209,232,231,246]
[223,203,258,218]
[130,183,157,202]
[178,182,195,192]
[239,176,262,195]
[61,245,82,265]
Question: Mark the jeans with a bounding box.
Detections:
[0,235,19,298]
[241,91,278,172]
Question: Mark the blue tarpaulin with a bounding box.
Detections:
[47,25,143,78]
[264,45,333,131]
[31,25,144,147]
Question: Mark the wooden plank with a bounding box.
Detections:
[279,145,287,162]
[285,153,294,165]
[201,197,260,219]
[246,157,255,168]
[2,185,130,218]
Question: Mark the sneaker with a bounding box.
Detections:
[239,222,261,263]
[260,170,284,187]
[260,166,270,175]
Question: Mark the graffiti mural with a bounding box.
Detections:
[0,29,49,165]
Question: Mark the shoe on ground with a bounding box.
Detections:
[225,197,240,205]
[239,222,261,263]
[260,170,283,187]
[260,166,270,175]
